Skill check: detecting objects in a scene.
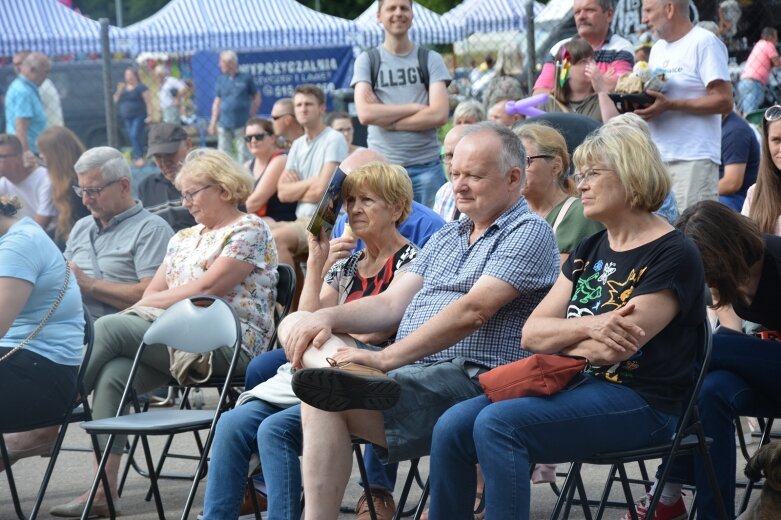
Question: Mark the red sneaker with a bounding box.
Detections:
[620,493,688,520]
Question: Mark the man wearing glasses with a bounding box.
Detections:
[270,98,304,151]
[137,123,196,231]
[0,133,55,228]
[65,147,173,318]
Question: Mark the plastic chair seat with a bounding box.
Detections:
[82,409,217,435]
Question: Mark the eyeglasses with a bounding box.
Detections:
[73,179,121,198]
[765,105,781,122]
[271,113,292,121]
[573,168,613,185]
[244,133,268,143]
[182,185,213,203]
[526,154,553,168]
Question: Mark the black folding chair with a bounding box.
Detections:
[78,295,243,520]
[550,320,729,520]
[0,306,114,520]
[267,263,296,351]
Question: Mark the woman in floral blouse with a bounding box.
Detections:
[50,149,278,518]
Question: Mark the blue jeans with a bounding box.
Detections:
[737,79,764,114]
[667,329,781,519]
[406,160,446,208]
[202,400,303,520]
[429,375,677,520]
[243,351,399,489]
[123,115,146,159]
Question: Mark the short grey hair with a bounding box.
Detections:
[220,50,238,65]
[23,52,50,72]
[462,121,525,178]
[453,100,486,123]
[595,0,614,11]
[74,147,130,182]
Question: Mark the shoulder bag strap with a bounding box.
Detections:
[0,263,71,364]
[552,197,578,233]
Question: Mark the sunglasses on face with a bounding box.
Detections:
[244,133,268,143]
[271,113,292,121]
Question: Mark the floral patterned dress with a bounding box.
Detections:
[164,214,278,357]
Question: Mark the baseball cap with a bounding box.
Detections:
[147,123,187,157]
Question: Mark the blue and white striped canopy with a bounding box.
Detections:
[0,0,128,57]
[355,1,464,48]
[126,0,358,53]
[443,0,545,35]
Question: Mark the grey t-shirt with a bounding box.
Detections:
[351,44,451,166]
[64,202,174,318]
[286,126,348,219]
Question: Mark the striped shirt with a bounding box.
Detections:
[396,197,559,369]
[533,32,635,92]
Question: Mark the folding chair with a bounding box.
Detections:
[267,263,297,351]
[78,295,243,520]
[550,320,729,520]
[0,306,113,520]
[116,264,297,499]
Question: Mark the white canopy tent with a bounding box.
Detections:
[0,0,128,56]
[125,0,358,53]
[354,1,464,48]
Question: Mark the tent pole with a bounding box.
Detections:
[525,0,536,96]
[100,18,118,148]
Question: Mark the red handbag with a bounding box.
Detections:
[479,354,587,403]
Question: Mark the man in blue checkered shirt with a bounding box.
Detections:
[280,122,559,517]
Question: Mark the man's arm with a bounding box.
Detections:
[718,163,746,195]
[374,275,522,371]
[286,272,423,367]
[276,168,310,203]
[301,161,338,202]
[353,82,422,127]
[208,96,221,135]
[70,262,151,311]
[250,91,261,118]
[636,80,733,119]
[32,214,52,228]
[392,81,450,132]
[14,118,30,151]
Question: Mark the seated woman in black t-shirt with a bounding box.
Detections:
[636,200,781,519]
[427,123,707,520]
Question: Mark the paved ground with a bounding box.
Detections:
[1,390,758,519]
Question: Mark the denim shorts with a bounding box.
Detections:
[373,357,486,464]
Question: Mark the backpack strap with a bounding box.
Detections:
[368,47,381,91]
[417,46,430,91]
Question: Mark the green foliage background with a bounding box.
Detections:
[74,0,461,27]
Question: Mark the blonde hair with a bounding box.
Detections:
[342,162,414,224]
[37,127,86,242]
[573,125,670,212]
[514,123,572,192]
[175,148,253,205]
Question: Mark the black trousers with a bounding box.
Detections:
[0,347,78,432]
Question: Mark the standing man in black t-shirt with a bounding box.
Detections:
[137,123,195,231]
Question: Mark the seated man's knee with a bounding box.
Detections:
[278,311,313,345]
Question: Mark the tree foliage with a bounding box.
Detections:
[73,0,461,26]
